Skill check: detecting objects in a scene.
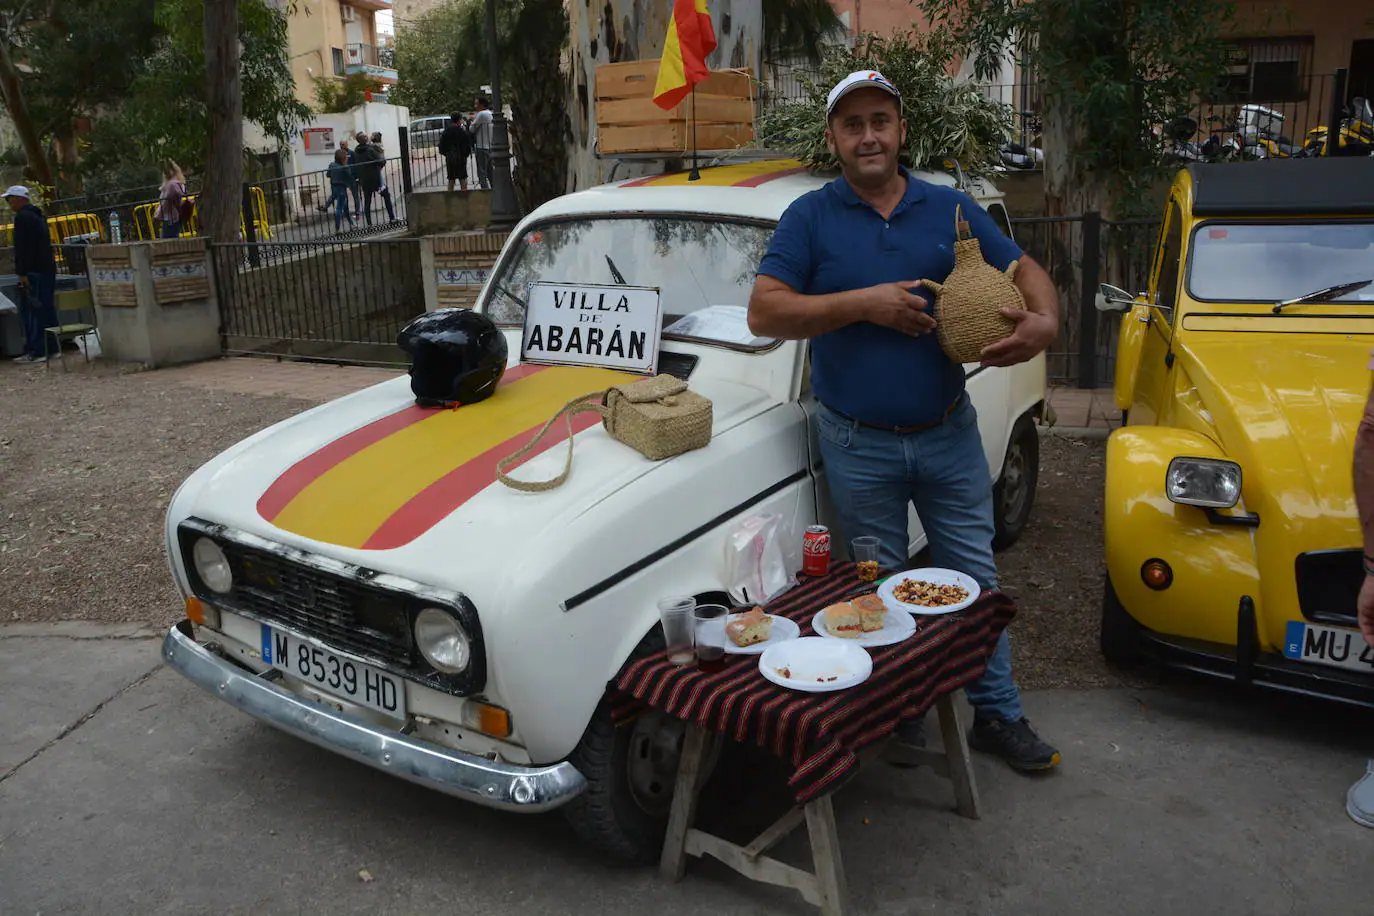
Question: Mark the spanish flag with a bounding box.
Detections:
[653,0,717,111]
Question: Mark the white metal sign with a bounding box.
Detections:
[521,281,661,374]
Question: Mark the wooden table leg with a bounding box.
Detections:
[804,795,849,916]
[934,693,981,819]
[659,722,711,881]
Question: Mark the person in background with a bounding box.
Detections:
[471,96,494,190]
[338,138,363,220]
[6,186,60,365]
[748,70,1063,772]
[1347,370,1374,827]
[156,160,186,239]
[353,131,396,227]
[326,148,356,234]
[439,113,472,193]
[368,131,399,223]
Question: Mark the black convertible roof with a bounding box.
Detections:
[1189,158,1374,216]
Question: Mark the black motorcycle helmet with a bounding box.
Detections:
[397,308,508,408]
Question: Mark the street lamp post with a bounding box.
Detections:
[483,0,519,226]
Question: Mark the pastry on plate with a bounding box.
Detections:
[852,593,887,632]
[822,601,864,638]
[726,608,773,647]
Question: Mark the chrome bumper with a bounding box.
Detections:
[161,620,586,813]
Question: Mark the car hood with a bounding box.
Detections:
[179,363,779,558]
[1178,334,1366,542]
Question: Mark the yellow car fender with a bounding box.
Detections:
[1113,304,1149,411]
[1105,427,1260,646]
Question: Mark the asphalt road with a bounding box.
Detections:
[3,624,1371,915]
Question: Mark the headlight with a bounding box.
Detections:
[1166,457,1242,508]
[415,607,471,673]
[192,537,233,593]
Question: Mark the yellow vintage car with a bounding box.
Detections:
[1099,158,1374,704]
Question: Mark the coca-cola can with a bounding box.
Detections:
[802,524,831,576]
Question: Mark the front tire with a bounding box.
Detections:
[992,413,1040,549]
[1100,576,1143,667]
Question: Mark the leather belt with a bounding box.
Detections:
[824,398,960,434]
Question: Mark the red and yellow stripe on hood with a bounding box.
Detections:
[257,364,636,551]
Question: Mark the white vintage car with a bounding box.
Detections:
[162,157,1046,861]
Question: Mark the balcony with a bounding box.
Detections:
[345,43,398,84]
[345,0,392,11]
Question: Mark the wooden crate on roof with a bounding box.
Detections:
[595,59,756,155]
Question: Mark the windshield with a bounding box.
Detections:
[1188,221,1374,304]
[485,215,778,349]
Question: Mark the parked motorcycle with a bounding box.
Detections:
[998,110,1044,170]
[1237,104,1301,159]
[1199,114,1243,161]
[1299,97,1374,157]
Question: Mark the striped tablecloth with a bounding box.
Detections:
[611,563,1016,804]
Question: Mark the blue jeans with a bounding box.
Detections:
[330,186,354,231]
[816,393,1023,722]
[18,272,58,358]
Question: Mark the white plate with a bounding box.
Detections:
[812,603,916,647]
[723,613,802,655]
[759,637,873,692]
[878,568,981,616]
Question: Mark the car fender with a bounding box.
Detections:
[1113,304,1150,411]
[1104,426,1259,645]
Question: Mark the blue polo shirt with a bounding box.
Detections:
[758,170,1022,427]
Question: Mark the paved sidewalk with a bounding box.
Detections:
[1045,386,1121,431]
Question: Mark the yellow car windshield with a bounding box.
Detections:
[1188,221,1374,304]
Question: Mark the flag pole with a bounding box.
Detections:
[688,83,700,181]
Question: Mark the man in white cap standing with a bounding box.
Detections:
[749,71,1063,771]
[6,185,59,365]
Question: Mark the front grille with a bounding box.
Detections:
[227,545,414,668]
[178,518,487,696]
[1295,549,1361,626]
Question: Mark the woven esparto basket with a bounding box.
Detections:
[920,206,1025,363]
[496,374,712,492]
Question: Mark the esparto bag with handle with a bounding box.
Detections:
[496,374,713,492]
[919,204,1026,364]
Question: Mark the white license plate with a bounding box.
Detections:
[1282,621,1374,674]
[261,624,406,719]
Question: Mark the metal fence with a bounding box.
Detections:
[1009,214,1159,388]
[248,156,410,242]
[212,238,425,366]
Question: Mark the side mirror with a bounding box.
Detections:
[1095,283,1137,313]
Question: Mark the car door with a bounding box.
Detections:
[1129,196,1186,426]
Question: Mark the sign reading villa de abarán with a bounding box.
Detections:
[521,281,662,374]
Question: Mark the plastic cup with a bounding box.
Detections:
[852,536,882,582]
[693,604,729,672]
[658,596,697,666]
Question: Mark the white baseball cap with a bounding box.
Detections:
[826,70,902,119]
[3,185,30,199]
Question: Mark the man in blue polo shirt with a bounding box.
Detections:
[749,71,1062,772]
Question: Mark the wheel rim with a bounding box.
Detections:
[1000,435,1031,524]
[626,711,684,816]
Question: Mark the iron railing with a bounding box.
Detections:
[248,156,410,242]
[212,238,424,366]
[1009,214,1160,389]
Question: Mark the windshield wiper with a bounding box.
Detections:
[1272,279,1372,313]
[491,281,526,309]
[605,254,627,286]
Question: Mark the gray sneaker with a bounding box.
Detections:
[1348,760,1374,828]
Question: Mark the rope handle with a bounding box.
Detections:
[495,391,607,492]
[955,203,972,241]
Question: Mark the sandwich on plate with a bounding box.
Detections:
[822,601,865,638]
[726,607,773,647]
[852,593,887,632]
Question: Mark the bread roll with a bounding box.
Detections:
[823,601,863,638]
[726,608,772,647]
[852,593,887,632]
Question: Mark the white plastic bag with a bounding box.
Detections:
[723,513,799,606]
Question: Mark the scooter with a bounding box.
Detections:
[1238,104,1301,159]
[1299,97,1374,157]
[1199,114,1242,161]
[998,111,1044,170]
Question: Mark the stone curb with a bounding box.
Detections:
[0,622,163,640]
[1039,425,1112,441]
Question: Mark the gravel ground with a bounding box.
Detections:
[0,361,311,628]
[0,362,1119,688]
